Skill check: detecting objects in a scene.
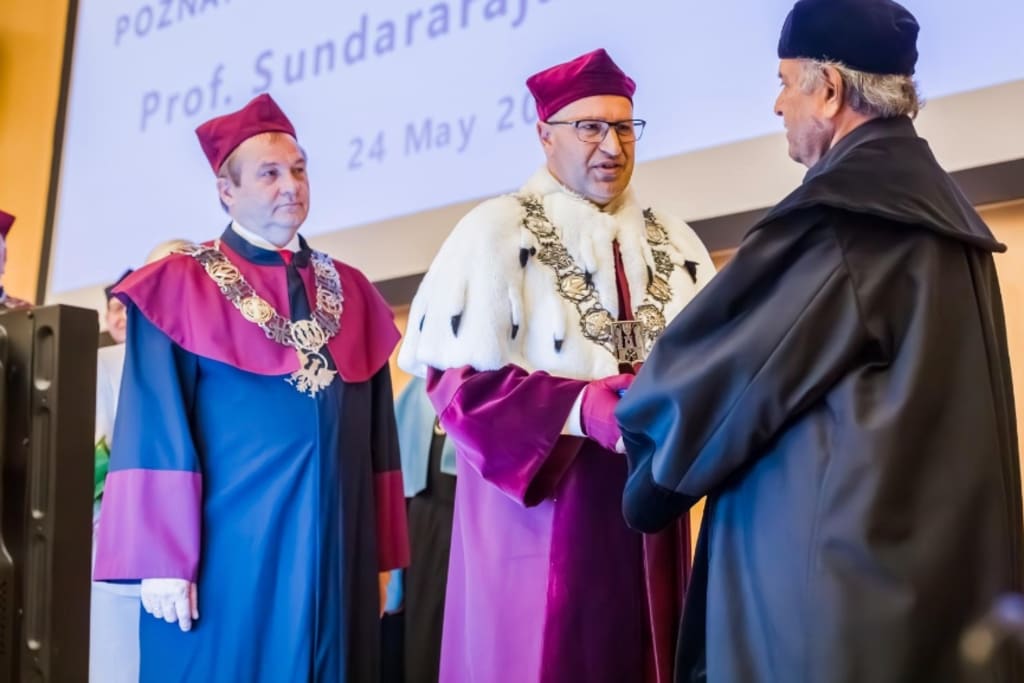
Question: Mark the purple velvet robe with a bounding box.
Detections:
[425,245,690,683]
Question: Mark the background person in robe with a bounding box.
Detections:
[617,1,1024,681]
[144,238,192,264]
[391,375,458,683]
[399,49,714,683]
[90,267,136,683]
[102,269,132,346]
[0,210,33,311]
[90,243,204,682]
[93,93,409,683]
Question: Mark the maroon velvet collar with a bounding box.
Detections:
[115,239,399,383]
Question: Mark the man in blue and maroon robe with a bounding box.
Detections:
[399,50,715,682]
[94,93,409,682]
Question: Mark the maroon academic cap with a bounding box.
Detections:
[526,49,637,122]
[195,93,296,173]
[0,210,14,240]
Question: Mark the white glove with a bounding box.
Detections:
[140,578,199,632]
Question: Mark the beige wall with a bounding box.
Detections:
[0,1,71,302]
[983,201,1024,459]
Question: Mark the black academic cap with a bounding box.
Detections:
[778,0,919,76]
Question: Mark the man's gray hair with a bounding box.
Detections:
[799,59,923,119]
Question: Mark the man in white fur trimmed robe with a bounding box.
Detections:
[398,49,714,683]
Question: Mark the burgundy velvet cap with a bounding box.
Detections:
[195,93,296,173]
[526,49,637,122]
[0,210,14,240]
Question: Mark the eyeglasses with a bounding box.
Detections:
[545,119,647,143]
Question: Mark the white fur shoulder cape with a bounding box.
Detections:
[398,168,716,381]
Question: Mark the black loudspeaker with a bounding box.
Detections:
[0,304,97,682]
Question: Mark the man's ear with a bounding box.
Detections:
[537,121,554,153]
[216,175,234,208]
[820,65,845,119]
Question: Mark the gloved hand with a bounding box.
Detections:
[581,373,635,453]
[140,578,199,632]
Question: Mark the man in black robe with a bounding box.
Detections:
[616,1,1024,681]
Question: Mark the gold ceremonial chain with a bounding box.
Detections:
[176,241,344,398]
[516,195,676,363]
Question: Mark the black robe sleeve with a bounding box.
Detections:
[370,364,411,571]
[617,217,874,532]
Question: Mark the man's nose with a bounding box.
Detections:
[279,173,299,196]
[599,127,624,155]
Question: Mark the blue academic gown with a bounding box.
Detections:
[95,229,407,682]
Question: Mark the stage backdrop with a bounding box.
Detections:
[45,0,1024,311]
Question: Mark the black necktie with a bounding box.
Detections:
[279,249,336,371]
[278,250,311,323]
